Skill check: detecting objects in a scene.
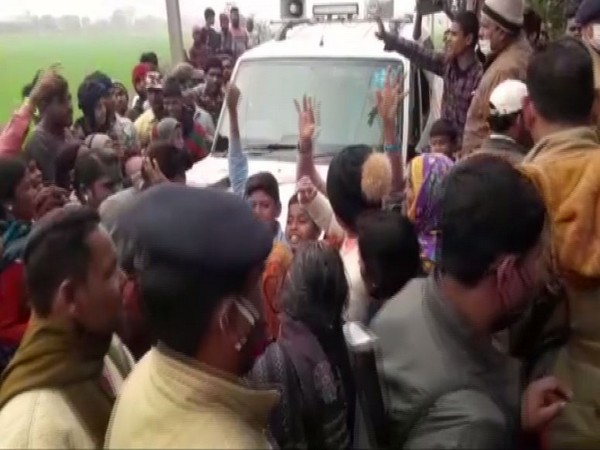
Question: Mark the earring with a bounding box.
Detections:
[234,336,248,352]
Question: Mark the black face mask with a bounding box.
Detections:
[491,260,536,333]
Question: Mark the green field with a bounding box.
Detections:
[0,32,171,123]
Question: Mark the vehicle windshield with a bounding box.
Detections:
[214,58,404,159]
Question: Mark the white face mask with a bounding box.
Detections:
[590,24,600,51]
[479,39,492,56]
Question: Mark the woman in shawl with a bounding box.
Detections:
[405,153,454,273]
[73,79,110,139]
[112,81,130,118]
[249,242,355,450]
[152,117,185,150]
[0,157,37,371]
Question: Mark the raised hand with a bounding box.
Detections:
[375,17,386,41]
[34,185,69,220]
[376,66,408,124]
[296,176,317,204]
[226,83,241,111]
[293,95,317,145]
[142,157,168,186]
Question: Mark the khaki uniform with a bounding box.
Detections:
[462,34,532,156]
[521,128,600,449]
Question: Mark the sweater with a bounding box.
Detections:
[0,335,133,449]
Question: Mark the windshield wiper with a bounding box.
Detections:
[244,144,298,152]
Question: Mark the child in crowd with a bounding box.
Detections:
[245,172,285,244]
[244,172,293,339]
[285,193,321,254]
[428,119,458,160]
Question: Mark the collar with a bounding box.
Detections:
[485,33,530,70]
[451,54,481,74]
[152,345,279,428]
[489,134,516,144]
[524,126,600,162]
[423,275,507,371]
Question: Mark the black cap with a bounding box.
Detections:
[576,0,600,26]
[118,184,273,273]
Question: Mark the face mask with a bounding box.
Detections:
[131,171,144,190]
[479,39,492,56]
[233,298,270,363]
[590,24,600,51]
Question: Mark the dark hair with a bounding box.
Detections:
[524,8,542,40]
[454,11,479,48]
[73,148,119,201]
[85,71,113,93]
[204,7,215,19]
[140,52,159,67]
[0,157,27,218]
[54,142,82,191]
[245,172,281,205]
[205,56,223,73]
[566,2,579,19]
[430,119,458,143]
[146,141,190,181]
[488,111,519,134]
[138,256,250,357]
[438,155,546,286]
[77,79,109,132]
[281,242,355,414]
[37,74,69,113]
[23,207,100,317]
[326,145,372,233]
[162,76,183,98]
[283,242,348,332]
[230,6,239,14]
[112,81,128,95]
[357,210,421,300]
[526,38,594,126]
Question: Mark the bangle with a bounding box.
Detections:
[384,143,400,153]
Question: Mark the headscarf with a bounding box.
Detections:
[131,63,151,87]
[112,81,128,96]
[77,80,109,135]
[153,117,181,143]
[84,133,113,151]
[407,153,454,266]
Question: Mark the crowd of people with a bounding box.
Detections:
[188,6,258,76]
[0,0,598,448]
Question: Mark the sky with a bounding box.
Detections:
[0,0,417,21]
[0,0,277,20]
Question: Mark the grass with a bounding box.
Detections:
[0,31,171,124]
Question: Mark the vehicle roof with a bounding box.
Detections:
[239,21,416,61]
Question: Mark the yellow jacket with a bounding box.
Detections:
[521,127,600,449]
[106,346,278,449]
[522,127,600,287]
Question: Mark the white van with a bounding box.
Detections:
[186,17,438,223]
